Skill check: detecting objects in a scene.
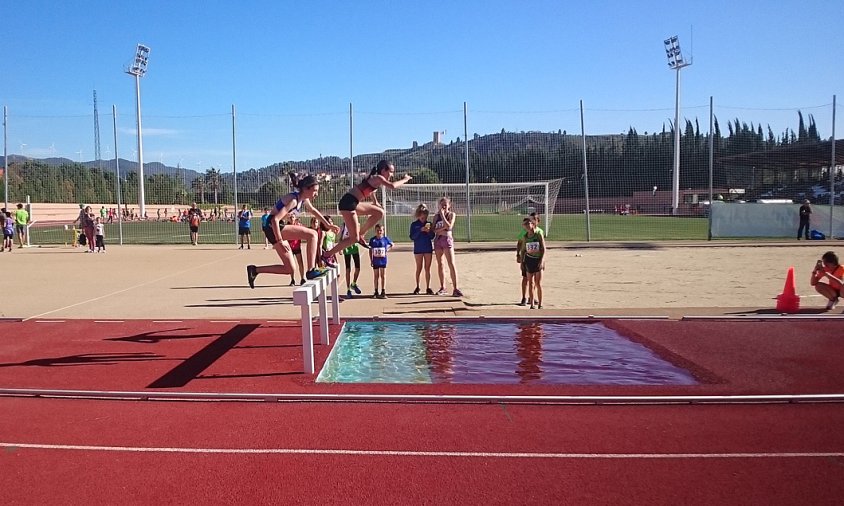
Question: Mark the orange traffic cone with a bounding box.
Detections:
[775,266,800,313]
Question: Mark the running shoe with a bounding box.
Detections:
[452,289,463,297]
[436,288,447,296]
[413,287,420,295]
[289,279,296,286]
[826,297,839,310]
[300,279,306,285]
[426,288,434,295]
[537,304,543,309]
[352,283,362,295]
[377,291,387,299]
[518,298,527,306]
[530,304,535,309]
[246,265,258,289]
[305,268,327,280]
[321,254,338,268]
[347,289,353,298]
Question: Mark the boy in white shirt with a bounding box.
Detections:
[95,218,106,253]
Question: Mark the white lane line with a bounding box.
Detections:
[34,320,65,323]
[152,321,183,323]
[94,320,125,323]
[1,443,842,459]
[24,253,241,321]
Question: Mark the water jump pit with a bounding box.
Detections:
[317,320,698,385]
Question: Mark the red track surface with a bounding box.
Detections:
[2,318,844,504]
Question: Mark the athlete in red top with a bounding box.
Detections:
[322,160,411,263]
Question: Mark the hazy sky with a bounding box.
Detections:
[2,0,841,171]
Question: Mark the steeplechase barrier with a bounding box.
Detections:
[292,266,341,374]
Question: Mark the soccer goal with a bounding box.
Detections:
[383,179,563,240]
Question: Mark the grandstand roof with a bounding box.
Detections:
[718,139,844,170]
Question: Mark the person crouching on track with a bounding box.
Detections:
[810,250,844,310]
[246,174,339,288]
[519,216,545,309]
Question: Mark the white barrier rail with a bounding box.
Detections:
[292,266,341,374]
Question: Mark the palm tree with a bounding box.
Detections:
[205,167,222,206]
[191,176,206,204]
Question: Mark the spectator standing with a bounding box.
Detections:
[433,197,462,297]
[187,203,203,245]
[340,222,364,297]
[409,204,435,295]
[798,199,812,240]
[260,207,271,249]
[516,213,544,306]
[3,211,14,251]
[15,203,31,248]
[79,206,96,252]
[237,204,253,250]
[369,224,393,299]
[321,216,338,267]
[95,218,106,253]
[518,216,546,309]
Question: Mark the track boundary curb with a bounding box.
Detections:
[1,388,843,405]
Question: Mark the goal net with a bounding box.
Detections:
[383,179,563,239]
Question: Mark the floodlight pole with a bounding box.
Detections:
[126,44,150,219]
[3,105,8,210]
[664,36,691,216]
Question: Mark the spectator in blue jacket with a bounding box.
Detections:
[409,204,435,294]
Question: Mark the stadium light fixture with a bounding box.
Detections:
[126,43,150,218]
[664,35,691,215]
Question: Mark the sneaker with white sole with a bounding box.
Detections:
[826,297,839,310]
[436,288,447,296]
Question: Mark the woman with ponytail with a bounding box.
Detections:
[246,174,339,288]
[321,160,411,263]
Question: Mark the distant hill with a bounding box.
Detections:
[1,130,625,183]
[0,155,201,182]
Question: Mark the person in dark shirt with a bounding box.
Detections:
[798,199,812,240]
[409,204,435,295]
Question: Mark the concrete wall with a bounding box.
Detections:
[711,203,844,238]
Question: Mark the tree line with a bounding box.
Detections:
[1,112,825,205]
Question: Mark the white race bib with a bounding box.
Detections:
[526,241,541,254]
[372,247,387,258]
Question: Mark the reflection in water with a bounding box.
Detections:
[515,322,544,383]
[421,323,455,382]
[318,321,698,385]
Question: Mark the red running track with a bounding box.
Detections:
[2,398,844,504]
[2,318,844,504]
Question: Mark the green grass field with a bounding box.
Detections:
[30,214,709,245]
